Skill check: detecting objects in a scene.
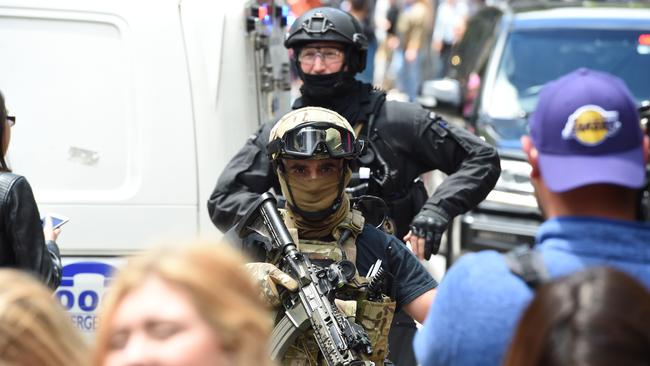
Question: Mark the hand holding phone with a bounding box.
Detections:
[42,213,69,230]
[42,213,69,242]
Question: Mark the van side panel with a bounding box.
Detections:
[0,0,198,255]
[181,0,291,239]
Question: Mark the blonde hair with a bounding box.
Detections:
[93,242,274,366]
[0,269,87,366]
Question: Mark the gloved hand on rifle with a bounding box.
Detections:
[403,206,450,261]
[246,262,299,307]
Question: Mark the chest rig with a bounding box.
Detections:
[278,209,396,366]
[349,94,433,239]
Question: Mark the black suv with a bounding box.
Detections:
[421,0,650,259]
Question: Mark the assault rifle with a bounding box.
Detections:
[235,192,374,366]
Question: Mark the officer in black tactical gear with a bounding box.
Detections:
[208,6,500,365]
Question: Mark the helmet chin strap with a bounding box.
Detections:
[285,168,347,222]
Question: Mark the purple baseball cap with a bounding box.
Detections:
[529,68,644,192]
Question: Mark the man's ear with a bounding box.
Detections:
[521,135,540,178]
[644,135,649,164]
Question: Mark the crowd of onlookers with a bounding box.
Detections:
[3,245,649,366]
[0,241,274,366]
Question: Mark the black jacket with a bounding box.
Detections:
[0,173,62,289]
[208,83,500,238]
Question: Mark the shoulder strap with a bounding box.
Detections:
[504,245,550,290]
[333,209,365,263]
[358,90,386,141]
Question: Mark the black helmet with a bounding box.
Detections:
[285,7,368,74]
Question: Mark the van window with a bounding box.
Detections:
[0,12,131,201]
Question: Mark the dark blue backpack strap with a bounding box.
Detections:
[503,245,550,289]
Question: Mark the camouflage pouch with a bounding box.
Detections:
[298,240,345,262]
[356,296,396,365]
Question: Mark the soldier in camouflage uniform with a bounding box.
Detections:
[246,107,437,365]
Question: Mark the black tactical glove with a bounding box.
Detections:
[409,207,450,260]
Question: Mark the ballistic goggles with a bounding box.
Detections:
[267,122,362,159]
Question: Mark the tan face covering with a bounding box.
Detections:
[278,166,352,239]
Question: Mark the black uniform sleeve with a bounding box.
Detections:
[385,235,437,309]
[207,122,277,232]
[381,101,500,219]
[5,176,61,289]
[355,225,437,310]
[417,117,500,218]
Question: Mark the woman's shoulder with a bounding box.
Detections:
[0,172,25,186]
[0,172,29,197]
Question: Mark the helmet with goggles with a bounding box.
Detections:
[267,107,363,161]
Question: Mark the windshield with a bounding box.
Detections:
[488,28,650,119]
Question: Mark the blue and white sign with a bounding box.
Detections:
[55,258,123,335]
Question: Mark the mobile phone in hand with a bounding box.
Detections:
[42,213,70,230]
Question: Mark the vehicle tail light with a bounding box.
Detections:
[639,34,650,46]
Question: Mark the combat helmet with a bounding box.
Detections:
[285,7,368,74]
[267,107,363,221]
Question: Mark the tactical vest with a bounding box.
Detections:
[279,209,396,366]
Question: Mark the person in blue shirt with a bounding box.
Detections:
[413,68,650,366]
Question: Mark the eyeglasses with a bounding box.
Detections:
[6,115,15,127]
[298,47,344,66]
[267,122,362,159]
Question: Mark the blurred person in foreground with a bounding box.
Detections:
[414,68,650,366]
[504,266,650,366]
[0,91,62,289]
[0,269,87,366]
[93,243,274,366]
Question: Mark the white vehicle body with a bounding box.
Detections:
[0,0,291,334]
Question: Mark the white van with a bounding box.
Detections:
[0,0,291,334]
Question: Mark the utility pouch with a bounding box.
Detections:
[356,296,396,365]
